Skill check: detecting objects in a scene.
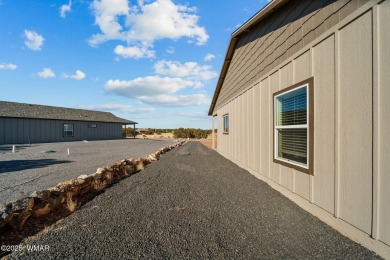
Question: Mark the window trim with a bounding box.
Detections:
[223,113,229,134]
[273,77,314,175]
[63,123,74,137]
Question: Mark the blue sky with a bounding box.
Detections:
[0,0,268,129]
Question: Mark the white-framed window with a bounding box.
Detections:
[273,77,313,175]
[63,123,74,137]
[223,113,229,134]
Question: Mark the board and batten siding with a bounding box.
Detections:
[0,118,123,145]
[212,0,390,255]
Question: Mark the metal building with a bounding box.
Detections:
[209,0,390,258]
[0,101,137,145]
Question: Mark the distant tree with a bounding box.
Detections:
[195,129,211,139]
[144,129,154,135]
[173,128,184,138]
[130,129,138,137]
[122,128,138,138]
[173,128,211,139]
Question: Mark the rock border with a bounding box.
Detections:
[0,141,186,231]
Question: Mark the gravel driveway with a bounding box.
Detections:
[0,139,175,204]
[5,141,380,259]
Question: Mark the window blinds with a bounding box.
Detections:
[275,86,308,165]
[278,128,307,164]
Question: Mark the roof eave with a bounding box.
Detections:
[208,0,287,116]
[208,36,238,116]
[231,0,286,38]
[0,115,138,125]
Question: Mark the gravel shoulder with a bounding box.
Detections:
[6,141,381,259]
[0,139,175,204]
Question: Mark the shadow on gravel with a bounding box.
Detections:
[0,159,72,174]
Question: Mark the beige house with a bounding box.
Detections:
[209,0,390,258]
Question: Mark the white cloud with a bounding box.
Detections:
[89,0,208,58]
[80,103,154,114]
[24,30,44,51]
[60,0,72,18]
[154,60,218,81]
[204,53,215,61]
[104,57,216,107]
[105,76,196,97]
[126,0,208,45]
[63,70,86,80]
[0,63,17,70]
[114,44,155,59]
[37,68,55,78]
[139,94,210,107]
[104,75,210,107]
[89,0,130,46]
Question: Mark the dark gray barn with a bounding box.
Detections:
[0,101,137,145]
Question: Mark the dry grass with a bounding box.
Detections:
[66,192,77,213]
[139,132,174,140]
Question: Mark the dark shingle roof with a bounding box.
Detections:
[0,101,137,124]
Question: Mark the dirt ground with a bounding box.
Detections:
[198,139,216,149]
[199,139,212,149]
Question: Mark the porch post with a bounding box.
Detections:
[133,124,136,139]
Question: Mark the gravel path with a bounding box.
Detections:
[0,139,175,204]
[6,142,380,259]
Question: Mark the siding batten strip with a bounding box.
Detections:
[372,3,379,240]
[247,90,250,168]
[278,69,282,185]
[292,59,297,194]
[309,47,314,204]
[334,29,340,219]
[252,87,256,171]
[258,83,261,174]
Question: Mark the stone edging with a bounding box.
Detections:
[0,141,186,232]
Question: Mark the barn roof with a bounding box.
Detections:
[208,0,286,116]
[0,101,137,124]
